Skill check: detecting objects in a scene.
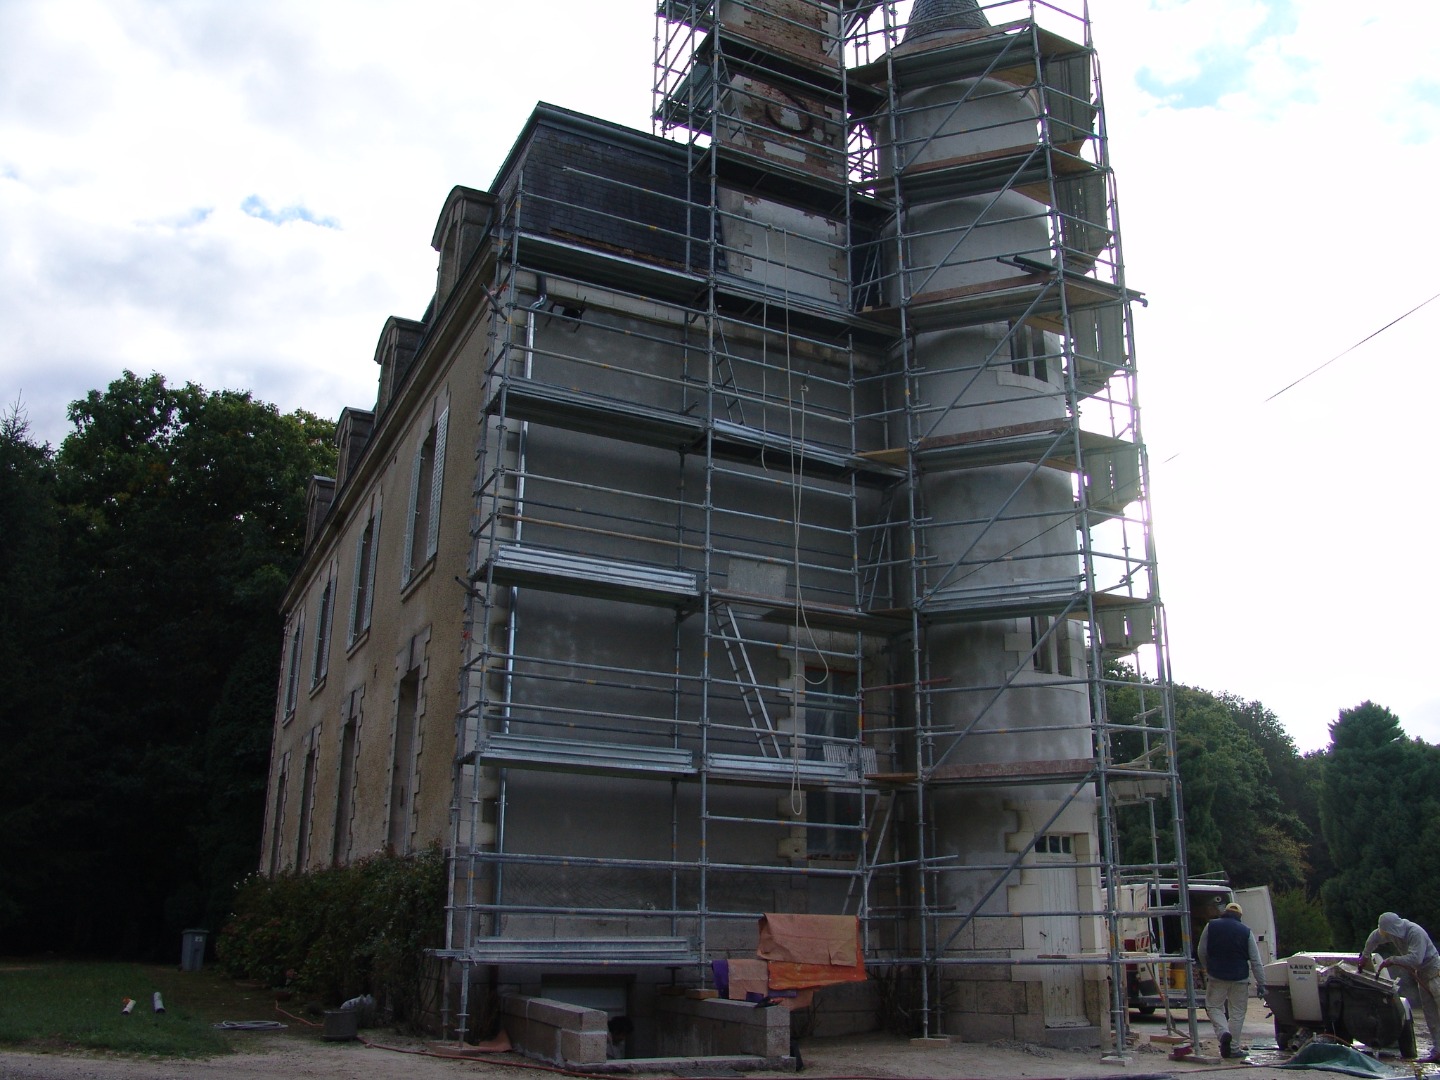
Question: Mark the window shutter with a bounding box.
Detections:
[316,582,333,683]
[426,408,448,560]
[364,508,380,627]
[285,615,304,715]
[402,440,424,585]
[347,529,365,645]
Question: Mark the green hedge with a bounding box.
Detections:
[216,845,445,1023]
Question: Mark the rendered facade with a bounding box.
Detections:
[264,0,1187,1053]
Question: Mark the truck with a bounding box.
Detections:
[1118,879,1276,1014]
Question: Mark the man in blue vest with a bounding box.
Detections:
[1197,901,1266,1059]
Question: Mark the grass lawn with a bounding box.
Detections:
[0,959,297,1058]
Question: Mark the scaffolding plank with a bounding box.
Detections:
[850,22,1088,91]
[861,421,1139,493]
[707,752,858,785]
[441,937,698,965]
[922,421,1124,473]
[1088,594,1157,658]
[860,272,1125,334]
[712,273,894,346]
[487,380,901,482]
[871,757,1096,787]
[918,578,1084,622]
[712,419,902,481]
[474,732,698,778]
[514,233,705,304]
[867,142,1096,203]
[710,588,909,633]
[491,380,704,451]
[480,545,700,606]
[469,732,862,788]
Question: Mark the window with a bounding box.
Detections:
[349,508,380,645]
[388,666,421,854]
[1009,320,1050,382]
[267,753,290,876]
[295,734,318,869]
[1036,833,1074,855]
[402,408,448,586]
[805,670,860,857]
[1029,615,1074,676]
[333,703,360,867]
[310,580,333,689]
[282,615,304,719]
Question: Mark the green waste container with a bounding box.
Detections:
[180,928,208,972]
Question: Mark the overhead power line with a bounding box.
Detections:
[1160,288,1440,466]
[1264,289,1440,403]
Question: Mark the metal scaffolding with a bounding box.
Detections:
[441,0,1197,1055]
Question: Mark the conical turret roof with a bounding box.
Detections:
[903,0,988,42]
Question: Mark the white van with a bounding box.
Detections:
[1118,880,1275,1013]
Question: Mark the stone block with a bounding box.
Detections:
[500,994,611,1066]
[777,837,806,859]
[1041,1024,1101,1050]
[1025,982,1046,1012]
[938,920,975,950]
[654,994,790,1058]
[973,918,1024,951]
[1013,1011,1047,1043]
[954,1011,1015,1043]
[1008,884,1040,911]
[959,962,1012,981]
[560,1029,608,1064]
[951,981,978,1013]
[708,921,758,953]
[974,981,1026,1014]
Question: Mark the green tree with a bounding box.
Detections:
[1272,888,1331,953]
[1295,750,1335,899]
[0,372,334,956]
[0,401,71,936]
[1106,667,1308,892]
[1319,701,1440,947]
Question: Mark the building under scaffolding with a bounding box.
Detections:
[264,0,1196,1056]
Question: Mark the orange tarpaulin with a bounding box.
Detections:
[758,913,859,966]
[725,958,770,1001]
[758,914,866,989]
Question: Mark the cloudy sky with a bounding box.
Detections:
[3,0,1437,754]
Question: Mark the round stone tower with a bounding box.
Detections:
[881,0,1101,1038]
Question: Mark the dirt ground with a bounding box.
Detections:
[1,1000,1434,1080]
